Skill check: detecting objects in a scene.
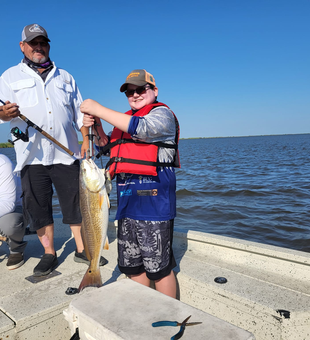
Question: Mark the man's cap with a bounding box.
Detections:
[21,24,50,42]
[120,69,156,92]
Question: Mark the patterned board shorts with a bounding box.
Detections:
[117,218,176,281]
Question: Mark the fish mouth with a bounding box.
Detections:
[80,159,106,192]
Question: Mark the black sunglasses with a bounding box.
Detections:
[27,40,49,47]
[125,84,152,97]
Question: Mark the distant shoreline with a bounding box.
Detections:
[0,132,309,149]
[179,132,310,140]
[0,143,14,148]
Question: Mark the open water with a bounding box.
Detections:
[2,133,310,252]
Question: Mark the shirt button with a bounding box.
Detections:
[49,111,51,114]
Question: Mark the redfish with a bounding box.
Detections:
[78,158,110,292]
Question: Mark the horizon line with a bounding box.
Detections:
[0,132,309,148]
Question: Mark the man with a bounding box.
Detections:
[0,24,107,277]
[0,154,27,270]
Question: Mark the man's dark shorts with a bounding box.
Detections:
[21,161,82,231]
[117,218,176,281]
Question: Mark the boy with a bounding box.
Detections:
[81,69,180,298]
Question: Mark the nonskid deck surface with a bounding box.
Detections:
[0,218,310,339]
[0,218,121,339]
[173,229,310,340]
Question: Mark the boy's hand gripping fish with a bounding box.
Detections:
[78,158,110,292]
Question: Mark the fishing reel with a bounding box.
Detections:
[8,126,29,145]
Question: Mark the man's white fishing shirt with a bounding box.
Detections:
[0,61,84,172]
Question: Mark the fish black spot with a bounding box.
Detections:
[89,270,92,273]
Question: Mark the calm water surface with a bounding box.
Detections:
[2,134,310,252]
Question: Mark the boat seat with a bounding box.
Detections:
[64,278,255,340]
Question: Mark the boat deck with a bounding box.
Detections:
[1,218,310,340]
[173,229,310,340]
[0,218,122,339]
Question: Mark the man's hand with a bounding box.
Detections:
[0,101,20,121]
[82,113,95,128]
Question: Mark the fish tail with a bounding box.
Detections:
[78,267,102,292]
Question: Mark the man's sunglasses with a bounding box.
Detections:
[27,40,49,47]
[125,85,152,97]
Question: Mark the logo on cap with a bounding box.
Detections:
[29,24,44,33]
[127,72,140,80]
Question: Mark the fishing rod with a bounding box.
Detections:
[0,99,74,156]
[88,126,94,159]
[87,122,102,160]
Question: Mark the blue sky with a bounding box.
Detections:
[0,0,309,142]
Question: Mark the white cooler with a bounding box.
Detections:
[64,279,255,340]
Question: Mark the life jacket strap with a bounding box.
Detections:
[96,139,178,159]
[105,156,178,170]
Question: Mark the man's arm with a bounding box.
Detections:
[80,125,89,159]
[83,115,109,147]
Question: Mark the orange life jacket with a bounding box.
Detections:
[102,102,180,179]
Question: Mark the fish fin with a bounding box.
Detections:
[99,192,110,209]
[81,222,92,262]
[84,247,92,262]
[107,195,110,209]
[103,236,109,250]
[78,267,102,292]
[99,192,104,208]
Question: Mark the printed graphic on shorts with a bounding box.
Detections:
[118,218,143,268]
[118,218,171,273]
